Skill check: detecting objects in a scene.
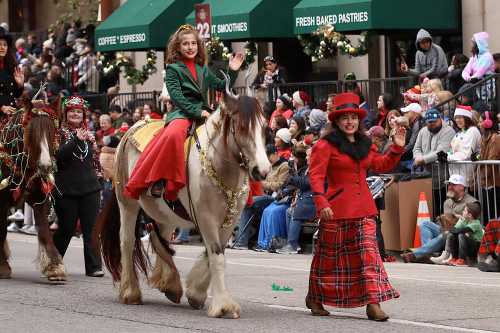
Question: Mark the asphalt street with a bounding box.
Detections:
[1,233,499,333]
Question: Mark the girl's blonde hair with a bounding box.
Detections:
[429,79,443,93]
[165,25,206,65]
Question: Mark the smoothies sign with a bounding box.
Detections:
[195,3,211,40]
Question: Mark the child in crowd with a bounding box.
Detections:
[431,201,484,266]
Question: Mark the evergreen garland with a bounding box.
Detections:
[100,50,157,85]
[298,25,369,62]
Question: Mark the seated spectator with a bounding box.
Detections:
[292,91,311,120]
[270,94,293,125]
[132,106,143,123]
[109,104,129,129]
[447,53,468,94]
[476,111,500,224]
[413,108,455,216]
[431,201,483,266]
[256,146,307,252]
[494,53,500,73]
[384,109,402,140]
[447,105,481,184]
[306,109,327,138]
[275,128,292,159]
[401,174,478,263]
[289,116,306,143]
[143,103,162,120]
[96,114,117,148]
[399,103,424,170]
[477,219,500,272]
[277,144,314,254]
[270,114,288,135]
[410,78,443,115]
[233,145,289,250]
[400,29,448,79]
[462,32,495,83]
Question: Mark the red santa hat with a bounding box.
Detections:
[454,105,472,119]
[292,91,310,106]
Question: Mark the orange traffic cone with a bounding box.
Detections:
[414,192,431,248]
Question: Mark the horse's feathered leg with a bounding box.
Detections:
[32,199,66,282]
[186,251,211,309]
[117,198,143,305]
[197,220,241,319]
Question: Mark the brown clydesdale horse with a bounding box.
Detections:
[0,96,66,281]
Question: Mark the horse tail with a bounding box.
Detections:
[94,188,123,281]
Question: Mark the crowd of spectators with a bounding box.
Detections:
[3,23,499,272]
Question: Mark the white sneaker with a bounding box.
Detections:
[430,251,451,264]
[7,210,24,221]
[7,222,20,232]
[20,225,37,235]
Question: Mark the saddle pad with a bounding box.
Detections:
[129,120,164,152]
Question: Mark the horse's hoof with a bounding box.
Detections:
[207,300,241,319]
[187,296,205,310]
[164,289,182,304]
[121,296,143,305]
[0,263,12,279]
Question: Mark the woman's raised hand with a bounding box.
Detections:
[14,67,25,88]
[228,52,245,71]
[393,126,407,147]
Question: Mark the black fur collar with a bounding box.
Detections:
[323,129,372,161]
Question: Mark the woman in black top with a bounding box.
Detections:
[0,27,24,125]
[53,96,103,277]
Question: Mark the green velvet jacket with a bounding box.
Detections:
[164,61,237,124]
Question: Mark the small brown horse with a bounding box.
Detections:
[0,98,66,281]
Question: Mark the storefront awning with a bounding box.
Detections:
[95,0,199,52]
[294,0,459,34]
[186,0,300,40]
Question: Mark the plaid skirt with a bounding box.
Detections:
[308,217,400,308]
[479,220,500,257]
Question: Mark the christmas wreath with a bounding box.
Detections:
[298,25,369,62]
[100,50,157,85]
[205,38,257,69]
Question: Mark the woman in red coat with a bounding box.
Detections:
[306,92,406,321]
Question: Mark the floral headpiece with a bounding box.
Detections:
[62,96,89,113]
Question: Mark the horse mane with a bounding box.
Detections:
[221,95,264,146]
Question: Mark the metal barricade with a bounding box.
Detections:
[432,160,500,224]
[80,91,160,113]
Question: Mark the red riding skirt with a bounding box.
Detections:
[124,119,191,201]
[307,217,400,308]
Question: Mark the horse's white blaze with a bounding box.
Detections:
[39,134,51,168]
[253,119,271,176]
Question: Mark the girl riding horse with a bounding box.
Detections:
[125,25,244,204]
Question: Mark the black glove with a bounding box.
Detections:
[436,151,448,163]
[470,152,480,162]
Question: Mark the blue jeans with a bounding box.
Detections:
[177,228,190,241]
[286,208,303,250]
[234,195,274,247]
[418,220,442,245]
[413,233,445,259]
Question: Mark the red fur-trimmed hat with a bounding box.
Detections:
[292,91,310,106]
[328,92,367,122]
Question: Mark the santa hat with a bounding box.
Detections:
[292,91,310,106]
[454,105,472,119]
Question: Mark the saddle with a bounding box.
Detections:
[129,120,201,222]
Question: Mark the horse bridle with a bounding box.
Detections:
[203,114,251,171]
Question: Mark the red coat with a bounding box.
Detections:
[309,139,403,220]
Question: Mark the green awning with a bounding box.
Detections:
[186,0,301,40]
[294,0,459,34]
[95,0,199,52]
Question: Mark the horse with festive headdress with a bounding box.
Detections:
[95,77,271,318]
[0,91,66,281]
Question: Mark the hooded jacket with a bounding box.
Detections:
[462,32,495,82]
[411,29,448,78]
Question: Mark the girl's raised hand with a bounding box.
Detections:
[228,52,245,71]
